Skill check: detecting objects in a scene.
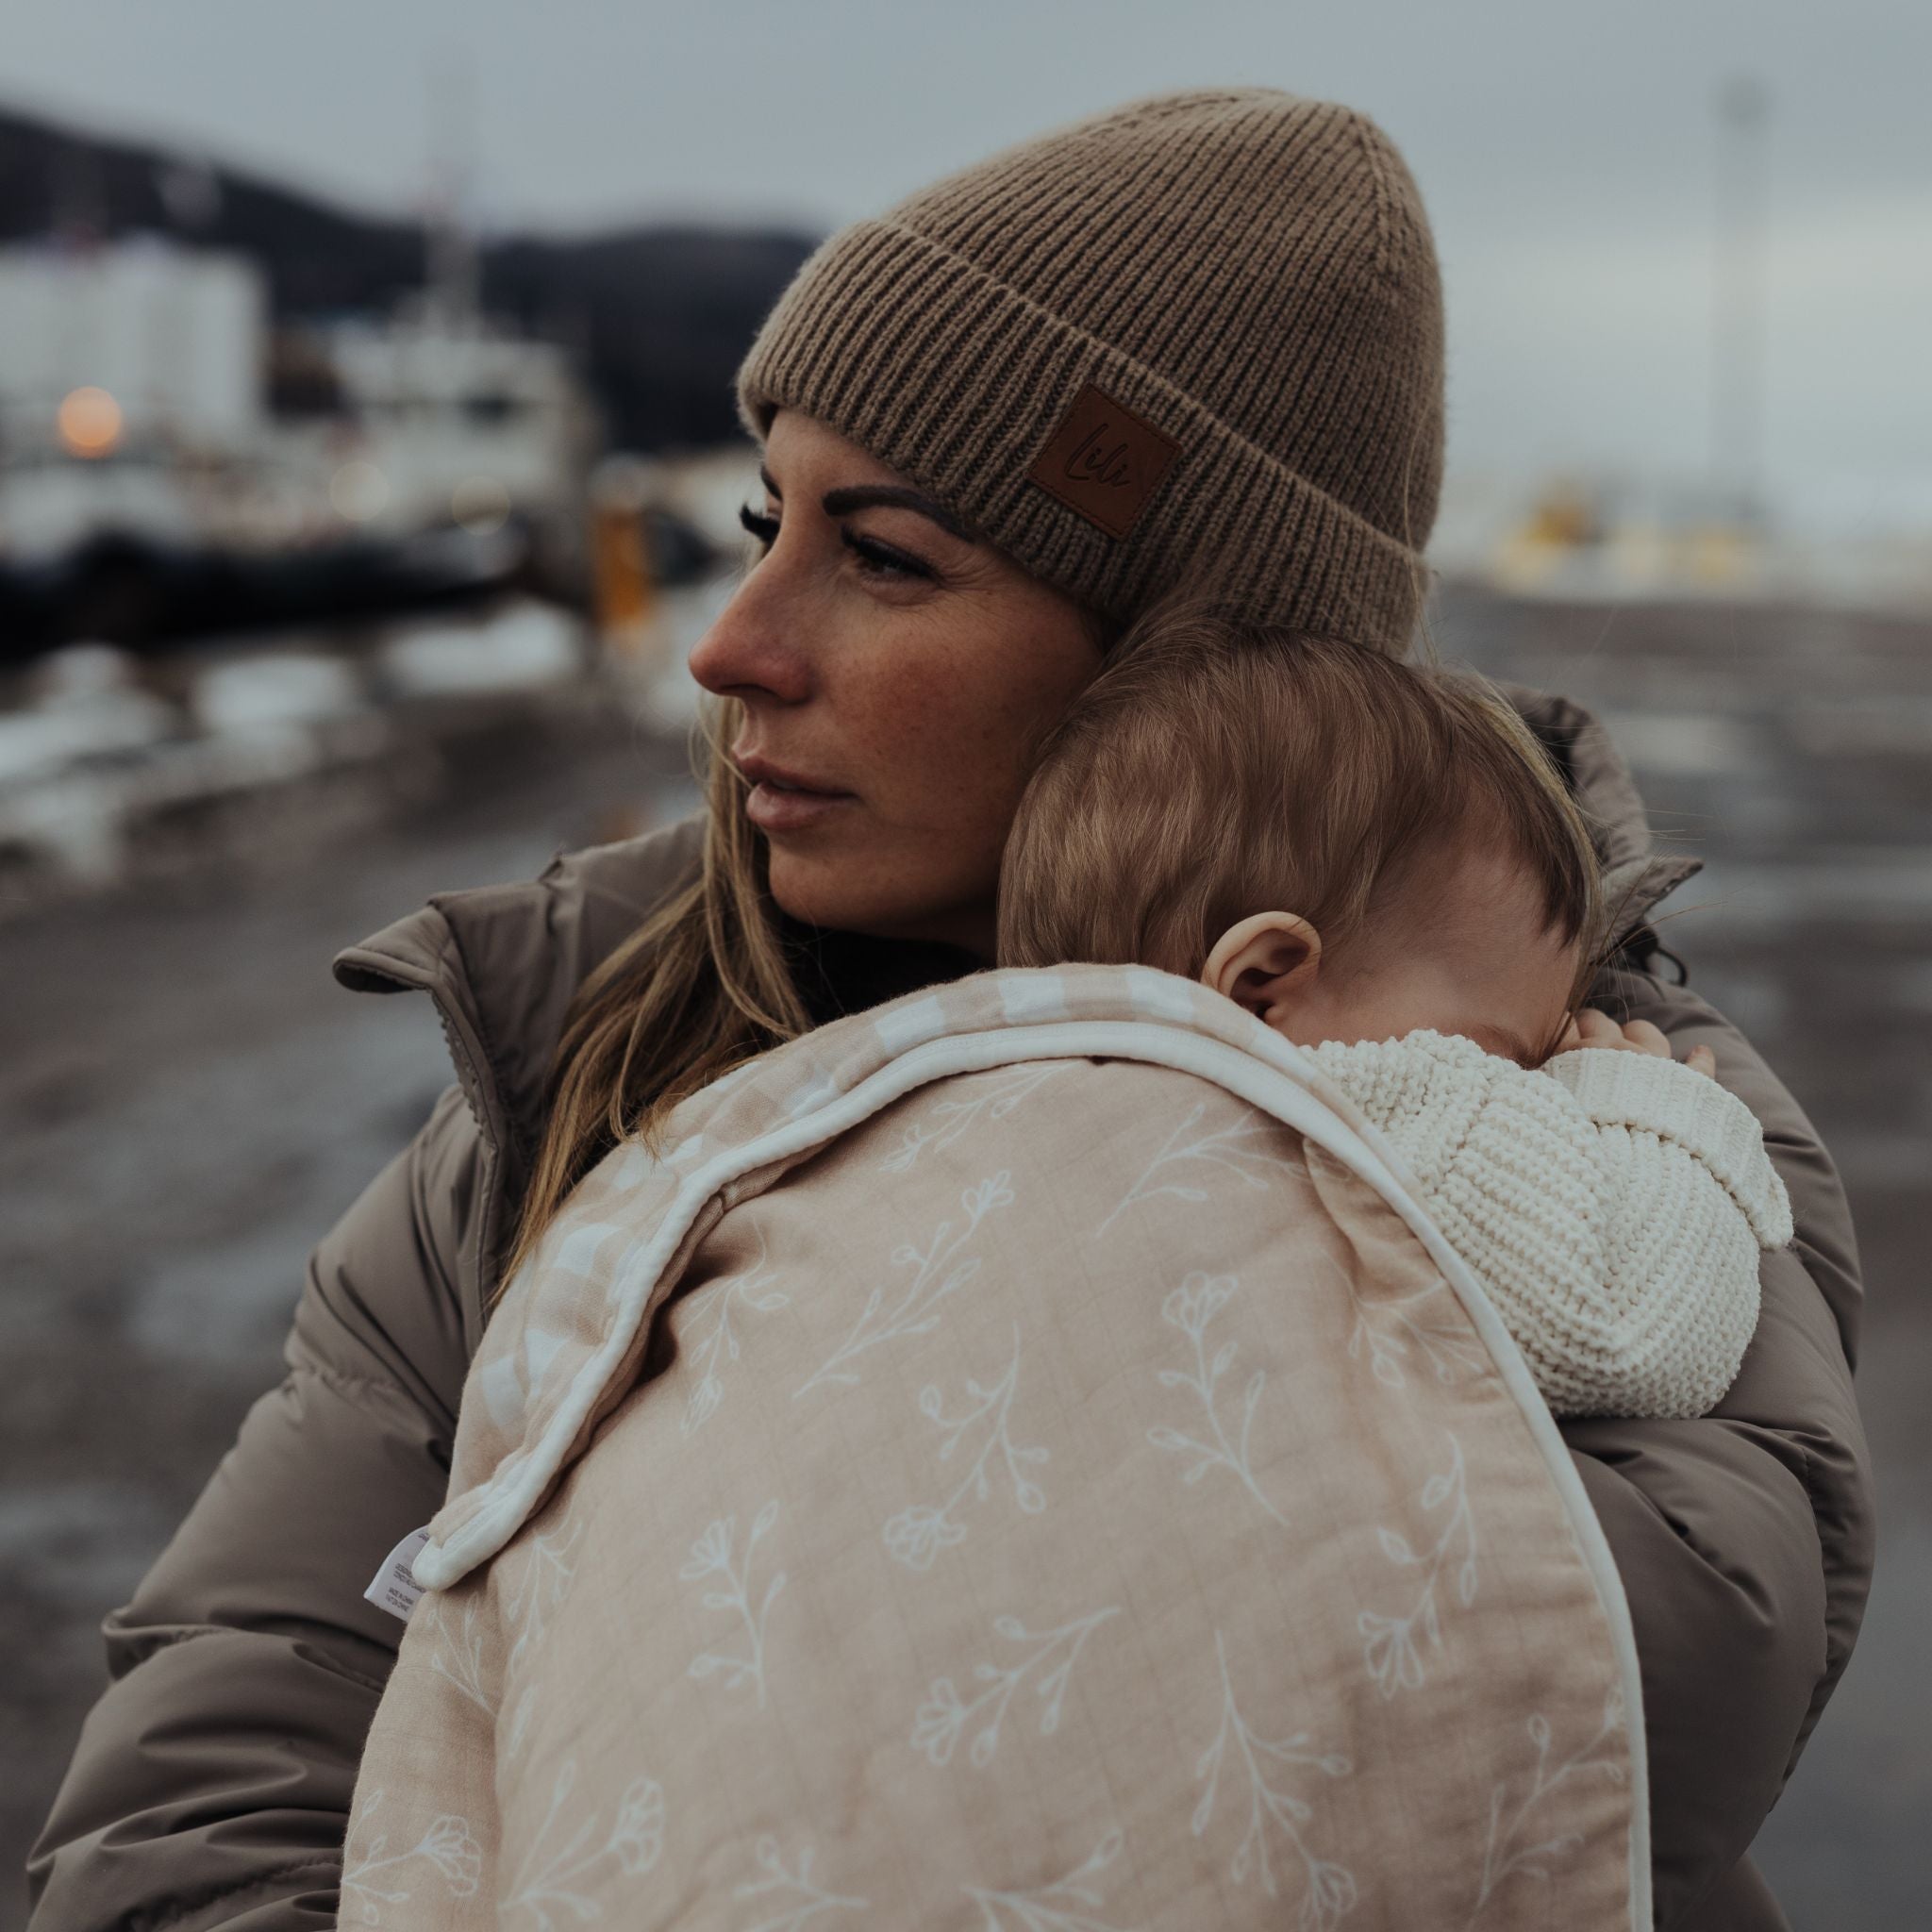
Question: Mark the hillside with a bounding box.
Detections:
[0,101,817,450]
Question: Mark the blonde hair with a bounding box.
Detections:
[495,696,809,1297]
[998,601,1603,1010]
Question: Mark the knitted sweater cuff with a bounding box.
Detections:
[1543,1049,1793,1247]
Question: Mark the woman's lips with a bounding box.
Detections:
[744,781,855,833]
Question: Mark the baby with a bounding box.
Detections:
[998,603,1790,1419]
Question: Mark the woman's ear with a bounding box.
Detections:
[1201,912,1323,1020]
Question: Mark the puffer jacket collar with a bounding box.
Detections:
[1503,683,1703,931]
[328,815,977,1322]
[333,817,708,1196]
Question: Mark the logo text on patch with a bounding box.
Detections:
[1026,382,1180,540]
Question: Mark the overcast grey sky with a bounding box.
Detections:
[8,0,1930,525]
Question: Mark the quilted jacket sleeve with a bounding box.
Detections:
[1565,963,1873,1929]
[25,1086,483,1932]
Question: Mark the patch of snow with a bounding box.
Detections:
[380,600,584,696]
[631,575,737,729]
[193,652,366,734]
[0,645,177,788]
[0,773,128,880]
[29,642,141,701]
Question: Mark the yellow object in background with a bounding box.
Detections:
[590,456,658,660]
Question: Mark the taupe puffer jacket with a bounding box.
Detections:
[27,694,1873,1932]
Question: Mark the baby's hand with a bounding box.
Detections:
[1558,1008,1718,1077]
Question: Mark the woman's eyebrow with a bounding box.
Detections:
[820,485,979,544]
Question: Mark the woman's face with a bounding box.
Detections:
[688,409,1106,956]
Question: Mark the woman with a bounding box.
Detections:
[29,89,1868,1932]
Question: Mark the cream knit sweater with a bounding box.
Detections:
[1309,1031,1792,1419]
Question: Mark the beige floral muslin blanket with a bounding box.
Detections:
[345,964,1648,1931]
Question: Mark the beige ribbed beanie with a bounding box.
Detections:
[736,88,1444,651]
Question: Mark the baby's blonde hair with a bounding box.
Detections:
[998,599,1602,1001]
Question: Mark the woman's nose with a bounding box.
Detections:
[687,574,814,707]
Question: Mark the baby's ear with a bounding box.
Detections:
[1201,912,1323,1017]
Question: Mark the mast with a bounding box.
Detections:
[425,49,480,329]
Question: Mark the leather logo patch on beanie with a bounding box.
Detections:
[1025,381,1180,540]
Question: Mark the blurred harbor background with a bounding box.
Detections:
[3,3,1928,1925]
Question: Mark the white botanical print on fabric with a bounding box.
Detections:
[1357,1433,1478,1699]
[340,1789,481,1925]
[883,1324,1048,1572]
[963,1827,1134,1932]
[1095,1101,1299,1237]
[1342,1270,1491,1391]
[681,1224,790,1437]
[912,1605,1121,1768]
[1465,1691,1628,1928]
[734,1835,870,1930]
[1192,1631,1356,1927]
[505,1680,539,1762]
[427,1592,495,1715]
[502,1760,664,1930]
[1146,1273,1288,1529]
[796,1173,1017,1397]
[505,1505,583,1677]
[878,1064,1064,1174]
[1297,1149,1493,1395]
[681,1500,787,1708]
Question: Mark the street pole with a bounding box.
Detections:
[425,50,480,329]
[1712,75,1769,526]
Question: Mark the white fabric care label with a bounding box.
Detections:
[364,1524,433,1623]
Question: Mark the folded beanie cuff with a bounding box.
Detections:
[737,215,1432,648]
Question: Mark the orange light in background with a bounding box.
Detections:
[57,387,124,458]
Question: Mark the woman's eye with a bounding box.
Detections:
[737,502,933,584]
[841,530,935,583]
